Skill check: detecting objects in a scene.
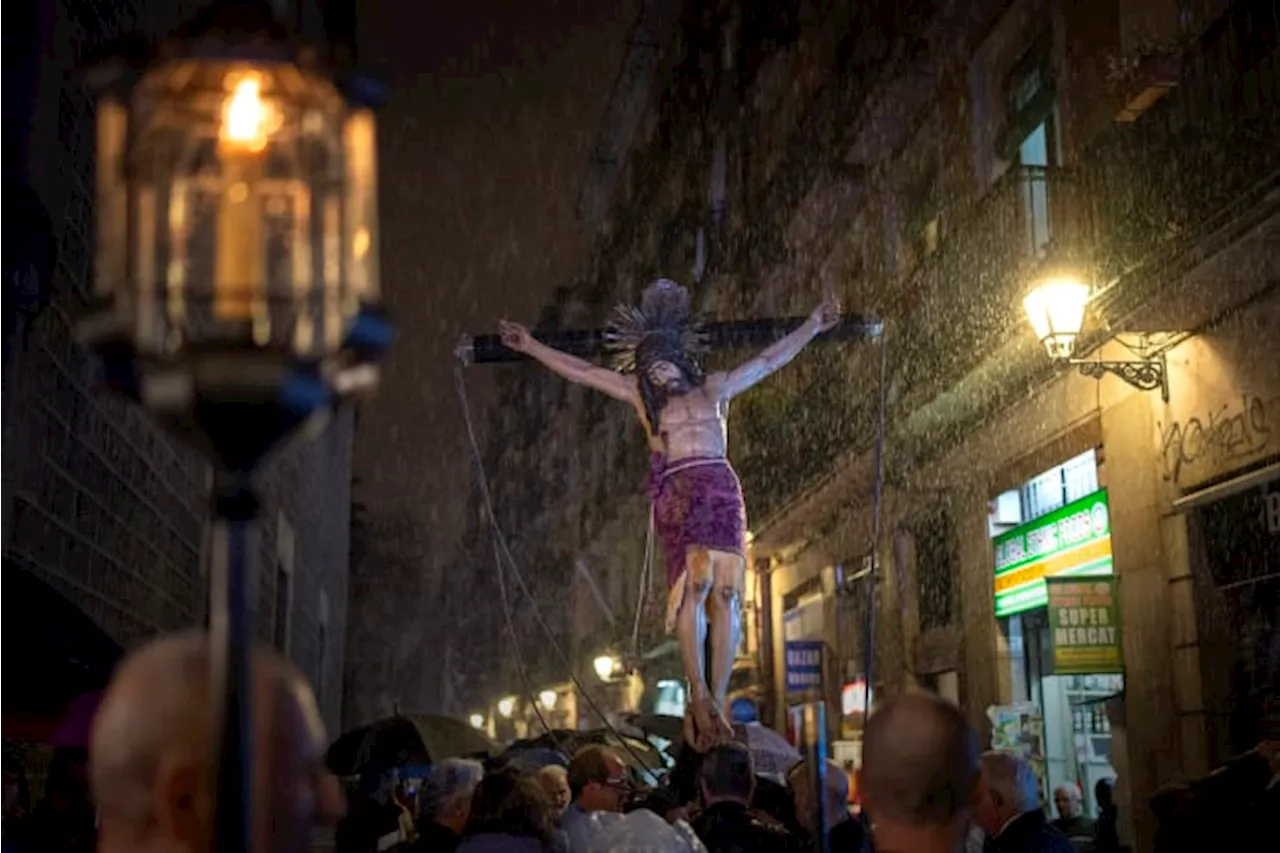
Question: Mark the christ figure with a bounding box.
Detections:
[499,279,839,750]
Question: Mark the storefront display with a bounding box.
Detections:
[989,453,1121,818]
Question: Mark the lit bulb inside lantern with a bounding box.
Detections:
[222,76,270,152]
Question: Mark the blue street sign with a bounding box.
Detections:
[784,640,825,695]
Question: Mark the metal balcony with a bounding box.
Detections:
[1089,0,1280,322]
[894,164,1090,402]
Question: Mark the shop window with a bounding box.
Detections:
[783,576,825,642]
[1195,479,1280,758]
[1021,449,1099,523]
[916,510,955,631]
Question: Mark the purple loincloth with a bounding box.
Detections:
[648,453,747,588]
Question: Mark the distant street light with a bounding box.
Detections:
[1022,269,1170,401]
[469,713,485,729]
[498,696,517,718]
[79,3,392,851]
[593,654,620,682]
[539,689,558,710]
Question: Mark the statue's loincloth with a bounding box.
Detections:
[648,453,747,632]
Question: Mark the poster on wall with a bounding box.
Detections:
[1046,577,1124,674]
[993,488,1114,617]
[784,640,825,697]
[987,702,1049,804]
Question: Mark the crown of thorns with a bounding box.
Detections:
[604,279,709,373]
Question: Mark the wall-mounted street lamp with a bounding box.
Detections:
[1023,272,1169,402]
[497,696,518,718]
[539,689,558,711]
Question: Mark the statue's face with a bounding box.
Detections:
[646,360,689,393]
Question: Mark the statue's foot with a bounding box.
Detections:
[686,697,715,752]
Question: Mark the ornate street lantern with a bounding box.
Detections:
[79,4,392,851]
[1022,274,1091,360]
[1022,268,1169,401]
[82,0,391,471]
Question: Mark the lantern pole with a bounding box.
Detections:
[78,5,393,852]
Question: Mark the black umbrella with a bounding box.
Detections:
[327,714,497,777]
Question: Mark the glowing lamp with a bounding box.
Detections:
[1022,276,1090,360]
[594,654,619,682]
[81,0,392,471]
[539,690,558,710]
[498,697,517,718]
[469,713,485,729]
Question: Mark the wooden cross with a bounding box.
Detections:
[456,315,884,365]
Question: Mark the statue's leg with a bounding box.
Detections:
[705,549,745,744]
[675,548,714,749]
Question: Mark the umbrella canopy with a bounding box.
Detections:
[327,715,496,777]
[733,723,800,777]
[624,713,684,744]
[516,728,667,781]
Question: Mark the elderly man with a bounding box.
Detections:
[537,765,571,815]
[1051,783,1096,852]
[90,631,343,853]
[788,758,868,852]
[412,758,484,852]
[974,752,1074,853]
[858,692,981,853]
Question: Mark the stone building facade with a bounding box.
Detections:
[3,0,355,743]
[470,0,1277,848]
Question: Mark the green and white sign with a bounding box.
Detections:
[993,489,1113,617]
[1046,577,1123,674]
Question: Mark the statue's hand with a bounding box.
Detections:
[499,319,532,352]
[811,294,841,333]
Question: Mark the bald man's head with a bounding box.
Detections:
[859,692,980,830]
[90,631,342,853]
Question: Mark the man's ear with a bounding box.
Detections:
[153,759,206,845]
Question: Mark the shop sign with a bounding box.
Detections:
[784,640,824,696]
[1047,577,1123,674]
[993,488,1113,617]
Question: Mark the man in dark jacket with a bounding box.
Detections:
[974,752,1073,853]
[690,743,799,853]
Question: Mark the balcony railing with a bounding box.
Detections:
[894,164,1089,402]
[1089,0,1280,318]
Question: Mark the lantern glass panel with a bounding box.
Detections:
[115,58,363,360]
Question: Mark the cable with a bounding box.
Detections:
[492,535,557,742]
[860,324,890,717]
[630,509,655,663]
[453,365,657,776]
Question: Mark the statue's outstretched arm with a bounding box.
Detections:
[498,319,638,403]
[711,295,841,399]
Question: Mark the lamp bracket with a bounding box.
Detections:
[1070,352,1169,402]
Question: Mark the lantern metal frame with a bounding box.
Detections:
[1023,272,1172,402]
[77,4,392,852]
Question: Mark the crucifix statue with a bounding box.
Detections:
[497,279,839,750]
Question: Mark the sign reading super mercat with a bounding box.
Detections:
[993,488,1113,617]
[1046,577,1123,674]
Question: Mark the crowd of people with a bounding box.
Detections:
[3,631,1277,852]
[338,691,1149,853]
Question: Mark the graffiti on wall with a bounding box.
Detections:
[1158,394,1271,484]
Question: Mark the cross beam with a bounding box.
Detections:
[455,315,884,365]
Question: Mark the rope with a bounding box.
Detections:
[453,365,657,776]
[630,508,655,663]
[492,536,557,741]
